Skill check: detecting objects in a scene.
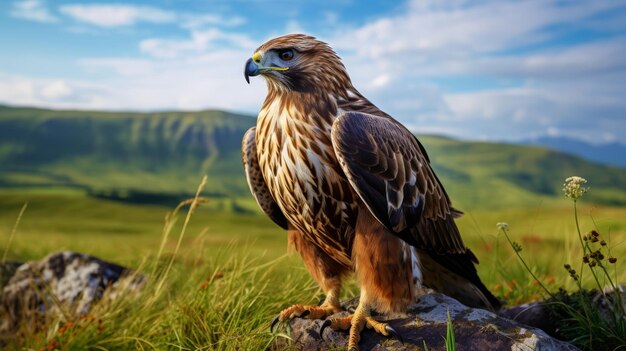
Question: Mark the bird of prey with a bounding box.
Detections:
[242,34,500,350]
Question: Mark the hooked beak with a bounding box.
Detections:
[244,58,259,84]
[244,53,289,84]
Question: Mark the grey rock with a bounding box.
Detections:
[274,292,579,351]
[0,261,22,290]
[0,251,143,334]
[499,284,626,340]
[499,301,556,338]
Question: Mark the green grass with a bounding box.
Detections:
[1,187,625,349]
[445,310,455,351]
[0,190,280,266]
[497,180,626,350]
[6,246,318,350]
[0,189,319,350]
[471,204,626,304]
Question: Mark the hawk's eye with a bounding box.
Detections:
[279,49,294,61]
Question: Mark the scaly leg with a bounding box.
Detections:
[319,297,402,350]
[271,228,349,330]
[271,285,342,331]
[323,206,414,350]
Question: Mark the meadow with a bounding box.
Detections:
[1,182,625,350]
[1,107,625,349]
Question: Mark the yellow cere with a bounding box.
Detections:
[252,52,262,63]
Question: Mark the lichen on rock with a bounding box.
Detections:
[273,292,580,351]
[0,251,143,336]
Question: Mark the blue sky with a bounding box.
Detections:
[1,0,626,144]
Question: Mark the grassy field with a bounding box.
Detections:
[1,185,625,349]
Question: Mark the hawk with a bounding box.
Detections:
[242,34,500,350]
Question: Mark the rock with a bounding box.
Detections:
[274,292,579,351]
[0,251,143,334]
[499,284,626,340]
[499,301,557,339]
[0,261,22,290]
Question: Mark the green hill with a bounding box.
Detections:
[0,105,253,198]
[0,105,624,209]
[419,136,626,209]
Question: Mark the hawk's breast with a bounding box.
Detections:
[256,96,356,267]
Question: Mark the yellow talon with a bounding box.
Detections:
[320,309,403,349]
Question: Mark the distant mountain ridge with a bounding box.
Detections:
[1,106,625,209]
[524,136,626,169]
[0,105,254,196]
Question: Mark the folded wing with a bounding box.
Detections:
[331,112,465,254]
[242,127,289,229]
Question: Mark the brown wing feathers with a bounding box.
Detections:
[242,127,289,229]
[332,112,425,235]
[332,112,467,253]
[426,250,502,310]
[331,112,500,309]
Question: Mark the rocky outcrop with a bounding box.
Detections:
[499,284,626,340]
[0,261,22,291]
[274,292,579,351]
[0,251,143,334]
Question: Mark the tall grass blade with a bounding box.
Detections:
[3,202,27,263]
[445,309,456,351]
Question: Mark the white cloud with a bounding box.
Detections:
[10,0,58,23]
[323,0,626,142]
[0,9,260,112]
[0,73,108,108]
[602,132,616,143]
[41,80,73,99]
[285,19,304,34]
[440,78,626,142]
[332,0,620,72]
[369,74,390,89]
[181,14,246,29]
[2,76,35,101]
[79,58,159,76]
[348,0,616,56]
[56,3,246,30]
[59,4,175,27]
[445,88,541,121]
[547,127,560,137]
[323,11,339,25]
[465,38,626,80]
[0,38,265,112]
[4,0,625,144]
[139,29,257,59]
[77,50,266,111]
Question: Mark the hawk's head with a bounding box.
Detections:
[244,34,351,93]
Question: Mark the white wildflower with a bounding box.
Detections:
[563,176,589,201]
[496,222,509,231]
